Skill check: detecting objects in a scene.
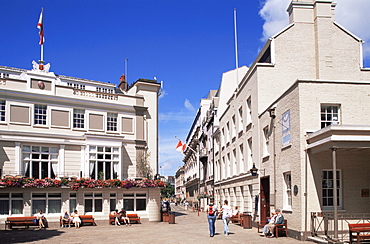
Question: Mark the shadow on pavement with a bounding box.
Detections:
[0,229,64,244]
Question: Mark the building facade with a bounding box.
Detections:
[182,0,370,241]
[0,61,162,222]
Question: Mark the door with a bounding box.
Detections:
[260,177,270,221]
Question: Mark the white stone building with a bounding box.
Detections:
[183,0,370,241]
[0,61,162,222]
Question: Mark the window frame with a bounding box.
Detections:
[31,192,62,215]
[23,145,59,179]
[0,100,5,122]
[0,192,24,216]
[73,108,85,129]
[107,112,118,132]
[84,192,103,214]
[321,104,340,129]
[122,192,147,211]
[322,169,342,210]
[88,145,120,180]
[283,172,292,211]
[34,104,47,126]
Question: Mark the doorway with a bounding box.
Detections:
[260,177,270,221]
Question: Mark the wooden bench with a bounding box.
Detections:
[349,223,370,244]
[60,215,96,227]
[273,219,288,237]
[5,216,37,230]
[257,218,288,237]
[231,213,243,225]
[109,213,141,225]
[80,215,97,226]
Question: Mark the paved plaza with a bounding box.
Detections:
[0,204,313,244]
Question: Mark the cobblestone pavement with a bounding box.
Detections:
[0,204,313,244]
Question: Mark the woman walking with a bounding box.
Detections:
[221,200,232,236]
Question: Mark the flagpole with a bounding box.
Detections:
[234,8,239,82]
[40,44,44,64]
[38,8,44,64]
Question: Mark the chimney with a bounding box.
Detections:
[118,74,128,92]
[287,0,335,25]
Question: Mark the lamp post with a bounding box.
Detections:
[250,163,258,176]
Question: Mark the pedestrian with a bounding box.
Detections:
[266,209,284,238]
[35,209,46,229]
[205,200,218,237]
[221,200,232,236]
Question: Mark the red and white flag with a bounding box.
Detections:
[37,9,44,45]
[176,140,187,153]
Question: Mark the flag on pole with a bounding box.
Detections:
[37,9,44,45]
[176,140,187,154]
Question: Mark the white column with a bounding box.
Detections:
[81,145,86,178]
[59,145,65,177]
[15,142,21,175]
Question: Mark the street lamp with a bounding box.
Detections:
[250,163,258,176]
[268,108,276,118]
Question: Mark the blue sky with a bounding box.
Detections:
[1,0,369,176]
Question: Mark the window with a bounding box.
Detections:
[227,153,230,177]
[73,109,85,129]
[34,104,47,125]
[32,192,61,214]
[238,106,243,132]
[69,192,77,214]
[322,170,341,208]
[107,113,118,132]
[23,145,59,179]
[0,193,23,215]
[321,105,340,128]
[283,173,292,210]
[246,97,252,125]
[262,126,269,157]
[123,193,147,211]
[110,193,117,212]
[247,138,252,169]
[89,146,119,180]
[232,149,237,175]
[0,100,5,122]
[231,115,236,139]
[84,192,103,213]
[239,144,244,173]
[226,122,230,143]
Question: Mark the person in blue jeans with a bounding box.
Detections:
[205,200,218,237]
[221,200,232,236]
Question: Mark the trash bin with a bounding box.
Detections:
[168,211,175,224]
[242,212,252,229]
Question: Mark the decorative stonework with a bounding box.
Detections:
[32,60,51,73]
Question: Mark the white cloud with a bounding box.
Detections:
[259,0,370,59]
[184,99,196,112]
[259,0,290,41]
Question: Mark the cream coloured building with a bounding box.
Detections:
[0,61,162,222]
[183,0,370,241]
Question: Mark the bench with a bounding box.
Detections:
[5,216,37,230]
[109,213,141,225]
[349,223,370,244]
[274,219,288,237]
[60,215,96,227]
[257,218,288,237]
[231,213,243,225]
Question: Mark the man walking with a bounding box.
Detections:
[205,200,218,237]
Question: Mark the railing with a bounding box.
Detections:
[311,212,370,243]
